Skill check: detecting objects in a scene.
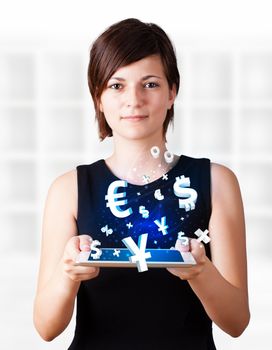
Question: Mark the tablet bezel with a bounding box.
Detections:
[74,249,196,268]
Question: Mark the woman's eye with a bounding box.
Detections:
[109,83,122,90]
[145,82,159,88]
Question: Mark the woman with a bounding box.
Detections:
[33,18,250,349]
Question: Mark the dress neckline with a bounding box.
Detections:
[101,155,185,188]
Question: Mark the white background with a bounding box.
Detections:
[0,0,272,349]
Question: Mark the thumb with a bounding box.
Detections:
[63,236,81,262]
[190,239,206,263]
[175,236,190,252]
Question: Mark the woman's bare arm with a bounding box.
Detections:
[33,170,99,341]
[188,163,250,336]
[168,163,250,336]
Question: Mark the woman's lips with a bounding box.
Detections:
[121,115,148,121]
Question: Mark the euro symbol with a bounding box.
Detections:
[154,189,164,201]
[105,180,133,218]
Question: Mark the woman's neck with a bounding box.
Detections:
[105,135,177,185]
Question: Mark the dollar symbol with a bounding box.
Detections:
[105,180,133,218]
[90,240,102,259]
[139,205,149,218]
[173,175,198,211]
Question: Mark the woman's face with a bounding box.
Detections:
[99,55,176,141]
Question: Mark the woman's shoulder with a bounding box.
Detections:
[47,168,78,219]
[210,162,241,199]
[52,159,105,189]
[210,162,238,180]
[50,168,77,189]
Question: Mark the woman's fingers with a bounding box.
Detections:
[64,262,100,281]
[64,235,93,259]
[64,236,81,261]
[63,234,100,282]
[175,237,190,252]
[167,237,207,280]
[78,234,93,252]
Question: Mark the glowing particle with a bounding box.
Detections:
[150,146,160,158]
[164,150,174,163]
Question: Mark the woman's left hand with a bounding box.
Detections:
[167,238,208,280]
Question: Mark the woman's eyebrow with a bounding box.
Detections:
[142,75,163,80]
[108,77,125,82]
[109,75,163,81]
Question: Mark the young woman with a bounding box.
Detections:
[33,18,250,349]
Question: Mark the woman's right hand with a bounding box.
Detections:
[62,234,100,282]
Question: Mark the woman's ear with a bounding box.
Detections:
[168,84,177,110]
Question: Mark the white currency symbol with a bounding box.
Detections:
[90,240,102,259]
[177,231,189,245]
[194,228,211,244]
[154,189,164,200]
[139,205,149,218]
[105,180,133,218]
[101,225,113,236]
[122,233,151,273]
[142,175,150,184]
[154,216,168,235]
[173,175,198,211]
[113,249,120,257]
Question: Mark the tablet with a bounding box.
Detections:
[74,248,196,268]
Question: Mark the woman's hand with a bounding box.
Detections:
[63,234,100,282]
[167,238,207,280]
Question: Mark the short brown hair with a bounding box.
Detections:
[87,18,180,141]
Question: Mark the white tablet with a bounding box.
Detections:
[74,247,196,268]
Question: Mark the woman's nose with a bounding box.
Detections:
[125,86,144,107]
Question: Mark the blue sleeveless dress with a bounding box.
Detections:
[68,155,216,349]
